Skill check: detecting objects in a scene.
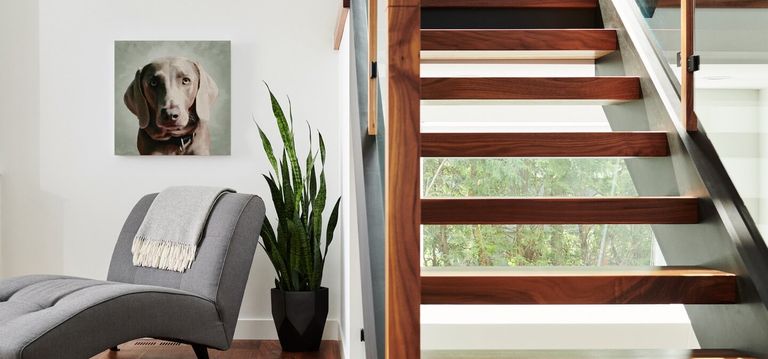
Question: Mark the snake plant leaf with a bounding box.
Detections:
[303,146,314,226]
[263,174,284,220]
[260,218,290,290]
[266,84,303,212]
[276,218,289,271]
[259,240,283,287]
[280,151,294,217]
[288,96,295,134]
[312,239,323,288]
[309,165,318,204]
[262,210,276,234]
[260,216,276,253]
[288,220,310,274]
[257,124,279,178]
[307,212,316,266]
[312,168,328,243]
[287,219,311,290]
[319,132,326,165]
[324,197,341,259]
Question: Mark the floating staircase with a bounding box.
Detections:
[386,0,759,357]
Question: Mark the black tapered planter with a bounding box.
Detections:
[271,287,329,352]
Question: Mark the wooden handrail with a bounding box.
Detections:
[334,0,350,50]
[681,0,697,131]
[368,0,379,135]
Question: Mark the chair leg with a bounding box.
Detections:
[192,344,209,359]
[109,346,119,351]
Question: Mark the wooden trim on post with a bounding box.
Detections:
[386,4,421,359]
[369,0,379,135]
[333,0,350,51]
[681,0,697,131]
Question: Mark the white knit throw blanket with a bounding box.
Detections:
[131,186,234,272]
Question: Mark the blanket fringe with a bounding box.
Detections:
[131,236,197,273]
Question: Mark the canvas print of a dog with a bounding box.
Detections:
[115,41,231,155]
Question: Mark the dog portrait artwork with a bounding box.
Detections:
[115,41,231,155]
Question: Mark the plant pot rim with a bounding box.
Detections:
[271,287,329,293]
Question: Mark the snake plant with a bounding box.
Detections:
[257,84,341,292]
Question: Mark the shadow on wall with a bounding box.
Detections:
[0,0,66,277]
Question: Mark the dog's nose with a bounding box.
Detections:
[162,108,181,121]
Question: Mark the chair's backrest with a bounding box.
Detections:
[107,192,265,345]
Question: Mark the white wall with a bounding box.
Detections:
[0,0,40,279]
[0,0,345,340]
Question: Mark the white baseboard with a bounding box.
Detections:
[338,324,349,359]
[234,319,340,341]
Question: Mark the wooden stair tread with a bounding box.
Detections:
[421,132,669,157]
[421,266,737,304]
[421,197,699,224]
[421,29,617,60]
[421,349,752,358]
[421,77,641,102]
[421,0,599,8]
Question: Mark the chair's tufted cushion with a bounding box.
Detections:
[0,275,226,359]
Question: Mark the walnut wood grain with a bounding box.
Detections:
[391,0,420,6]
[421,29,617,51]
[421,0,598,8]
[421,132,670,157]
[421,267,737,304]
[659,0,768,7]
[421,77,641,101]
[421,197,699,224]
[387,5,421,359]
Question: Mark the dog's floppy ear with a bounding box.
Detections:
[123,69,150,129]
[193,61,219,122]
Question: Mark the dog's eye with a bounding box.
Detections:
[182,77,191,85]
[149,79,158,87]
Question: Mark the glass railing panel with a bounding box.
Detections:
[693,6,768,237]
[633,0,682,75]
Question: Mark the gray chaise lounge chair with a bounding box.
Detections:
[0,193,265,359]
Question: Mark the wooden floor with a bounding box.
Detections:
[91,339,340,359]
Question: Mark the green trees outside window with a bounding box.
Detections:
[422,159,657,267]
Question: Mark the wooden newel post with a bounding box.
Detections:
[386,0,421,358]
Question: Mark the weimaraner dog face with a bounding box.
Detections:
[124,57,218,136]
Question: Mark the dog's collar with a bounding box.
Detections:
[169,132,196,153]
